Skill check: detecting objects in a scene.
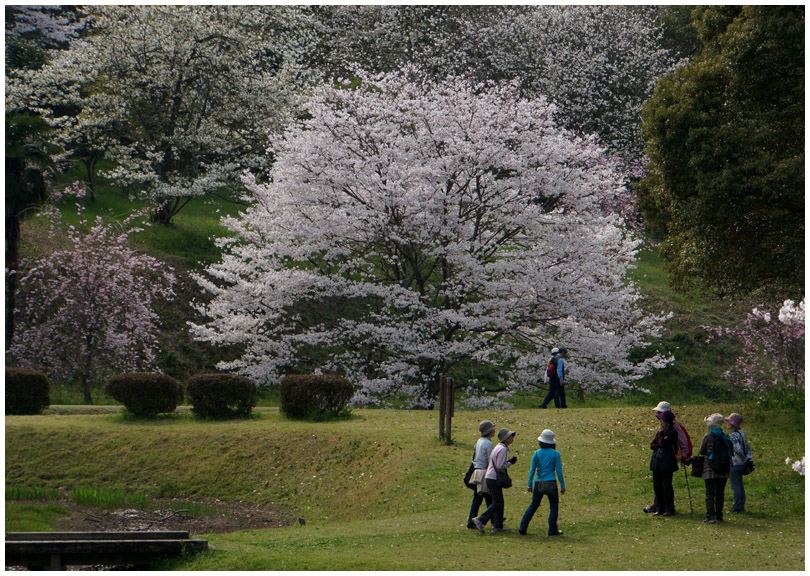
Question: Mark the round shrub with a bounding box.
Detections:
[185,373,258,419]
[6,367,50,415]
[105,372,183,417]
[279,374,354,420]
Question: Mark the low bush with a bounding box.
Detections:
[279,374,354,420]
[185,373,257,418]
[105,372,183,417]
[5,367,50,415]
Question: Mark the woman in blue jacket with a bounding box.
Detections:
[519,429,565,536]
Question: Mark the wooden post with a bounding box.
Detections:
[447,377,454,442]
[438,376,453,444]
[438,376,446,439]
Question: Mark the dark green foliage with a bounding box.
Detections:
[185,373,258,419]
[6,112,61,344]
[279,374,354,420]
[105,372,183,417]
[639,6,804,298]
[5,367,51,415]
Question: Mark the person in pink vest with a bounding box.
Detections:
[643,401,691,514]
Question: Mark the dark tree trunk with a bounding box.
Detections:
[5,212,20,344]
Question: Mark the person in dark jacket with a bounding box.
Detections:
[539,347,568,409]
[698,413,731,523]
[649,410,679,516]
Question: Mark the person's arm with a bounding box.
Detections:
[650,431,660,450]
[527,452,537,490]
[491,444,507,470]
[557,357,565,383]
[661,427,678,448]
[743,431,753,461]
[698,434,710,458]
[555,452,565,492]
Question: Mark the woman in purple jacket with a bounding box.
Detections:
[649,410,679,516]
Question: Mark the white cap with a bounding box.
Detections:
[551,347,560,354]
[538,429,556,445]
[653,401,671,413]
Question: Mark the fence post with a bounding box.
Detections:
[438,376,453,444]
[447,377,454,442]
[438,376,446,439]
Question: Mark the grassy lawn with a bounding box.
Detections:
[5,405,804,570]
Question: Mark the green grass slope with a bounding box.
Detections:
[5,405,804,570]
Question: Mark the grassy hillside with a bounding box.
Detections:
[5,405,805,570]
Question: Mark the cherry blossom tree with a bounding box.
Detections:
[191,68,671,408]
[8,5,318,224]
[706,299,805,400]
[9,184,176,404]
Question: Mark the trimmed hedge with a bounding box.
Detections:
[6,367,50,415]
[279,374,354,419]
[185,373,257,419]
[105,372,184,417]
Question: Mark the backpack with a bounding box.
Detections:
[709,433,733,475]
[674,421,692,460]
[545,356,559,381]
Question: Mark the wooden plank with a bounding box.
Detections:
[7,539,207,554]
[6,531,190,541]
[6,539,208,568]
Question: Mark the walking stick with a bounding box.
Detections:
[683,464,693,514]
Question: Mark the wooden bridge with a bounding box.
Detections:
[6,531,208,570]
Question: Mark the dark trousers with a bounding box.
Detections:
[519,481,559,534]
[477,478,505,529]
[540,380,562,408]
[652,470,675,514]
[729,464,746,512]
[704,477,728,521]
[468,489,493,527]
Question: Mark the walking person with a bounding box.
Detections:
[649,410,679,516]
[726,413,753,513]
[539,347,568,409]
[519,429,565,536]
[697,413,732,523]
[467,420,496,529]
[472,428,517,533]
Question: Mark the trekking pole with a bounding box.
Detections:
[683,464,693,514]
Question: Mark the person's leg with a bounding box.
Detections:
[704,479,715,521]
[557,385,567,408]
[540,382,557,408]
[540,481,560,534]
[476,479,499,525]
[652,470,664,514]
[715,477,728,521]
[519,482,542,533]
[468,490,485,527]
[493,483,505,529]
[729,465,745,512]
[661,470,675,514]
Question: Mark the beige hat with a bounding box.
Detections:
[653,401,671,413]
[704,413,724,429]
